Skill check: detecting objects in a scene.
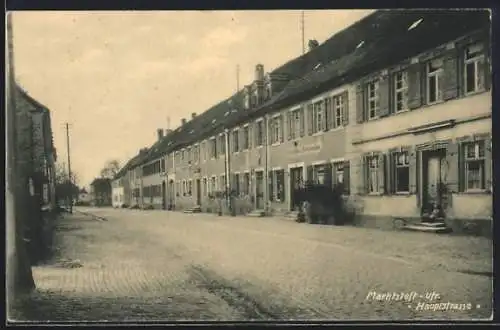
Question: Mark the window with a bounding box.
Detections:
[202,178,207,196]
[243,173,250,195]
[367,81,379,119]
[210,138,217,158]
[233,129,239,152]
[367,155,379,193]
[264,85,271,100]
[160,159,165,172]
[176,181,180,196]
[242,126,250,150]
[220,175,226,191]
[193,145,199,163]
[210,176,216,193]
[393,71,408,112]
[333,162,344,186]
[182,180,187,196]
[219,134,226,155]
[289,109,301,139]
[426,58,444,104]
[313,165,326,184]
[464,141,485,190]
[312,101,325,133]
[393,151,410,193]
[333,94,344,128]
[255,120,264,146]
[271,116,281,144]
[464,43,485,94]
[244,94,250,109]
[234,173,240,195]
[271,170,285,202]
[188,180,193,196]
[251,94,257,108]
[187,148,192,164]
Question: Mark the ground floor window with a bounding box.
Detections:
[203,178,208,196]
[243,173,250,195]
[233,173,240,195]
[366,155,380,194]
[393,150,410,193]
[269,169,285,202]
[313,165,326,185]
[463,140,486,191]
[210,177,216,193]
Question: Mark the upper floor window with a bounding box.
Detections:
[312,101,325,133]
[367,81,379,120]
[255,120,264,146]
[270,116,282,144]
[160,159,165,172]
[333,94,344,128]
[251,95,257,108]
[393,71,409,112]
[218,135,225,155]
[463,141,485,191]
[193,145,199,163]
[242,126,250,150]
[232,129,240,152]
[426,58,444,104]
[209,138,217,159]
[264,85,271,101]
[289,108,302,140]
[244,94,250,109]
[243,172,250,195]
[464,43,485,94]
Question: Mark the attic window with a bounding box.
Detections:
[408,18,423,31]
[356,41,365,49]
[224,111,230,116]
[313,63,322,70]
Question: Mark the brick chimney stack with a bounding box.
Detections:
[157,128,164,140]
[255,64,264,81]
[181,118,187,126]
[191,112,197,119]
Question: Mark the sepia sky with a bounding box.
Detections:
[11,10,374,187]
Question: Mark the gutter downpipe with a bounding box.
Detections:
[264,114,270,216]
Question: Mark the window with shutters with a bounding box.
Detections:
[242,126,250,150]
[210,137,217,159]
[271,115,281,144]
[393,151,410,193]
[234,173,240,195]
[393,71,409,112]
[255,120,264,146]
[312,101,325,133]
[243,173,250,195]
[244,94,250,110]
[187,147,192,164]
[232,129,239,152]
[367,155,380,194]
[312,165,326,184]
[219,134,225,155]
[464,43,485,94]
[192,146,198,163]
[426,57,444,104]
[463,141,485,191]
[289,109,302,140]
[366,81,379,120]
[333,94,344,128]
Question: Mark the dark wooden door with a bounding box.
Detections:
[423,149,447,211]
[290,167,303,211]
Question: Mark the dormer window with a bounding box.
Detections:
[408,18,423,31]
[244,92,250,109]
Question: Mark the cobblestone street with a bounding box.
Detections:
[12,208,493,322]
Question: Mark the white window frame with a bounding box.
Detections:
[393,71,409,113]
[210,137,217,159]
[289,107,302,140]
[312,101,324,134]
[464,43,485,95]
[333,161,344,186]
[393,150,410,194]
[232,128,240,153]
[333,94,344,128]
[255,118,264,147]
[218,133,226,155]
[367,81,379,120]
[242,124,250,150]
[426,57,444,104]
[464,141,486,192]
[271,114,281,145]
[367,155,380,194]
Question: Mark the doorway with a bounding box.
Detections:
[255,171,264,209]
[421,148,447,213]
[168,179,175,210]
[196,178,202,206]
[289,166,304,211]
[162,181,166,210]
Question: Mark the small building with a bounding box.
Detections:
[78,188,91,205]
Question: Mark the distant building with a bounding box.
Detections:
[78,188,91,204]
[89,178,112,206]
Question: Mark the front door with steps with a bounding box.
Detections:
[422,148,447,220]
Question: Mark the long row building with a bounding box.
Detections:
[112,9,492,236]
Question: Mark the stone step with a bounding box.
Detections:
[420,222,447,228]
[247,210,265,217]
[403,225,452,234]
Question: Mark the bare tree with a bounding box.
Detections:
[100,159,121,179]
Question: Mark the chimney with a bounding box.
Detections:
[181,118,187,126]
[165,129,173,136]
[157,128,164,140]
[255,64,264,81]
[308,39,319,52]
[191,112,197,119]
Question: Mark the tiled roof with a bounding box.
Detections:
[133,9,489,167]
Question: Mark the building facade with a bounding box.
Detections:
[90,178,112,206]
[115,10,491,235]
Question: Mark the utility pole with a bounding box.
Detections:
[301,11,305,55]
[65,122,73,213]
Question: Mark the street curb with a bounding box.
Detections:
[73,210,108,222]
